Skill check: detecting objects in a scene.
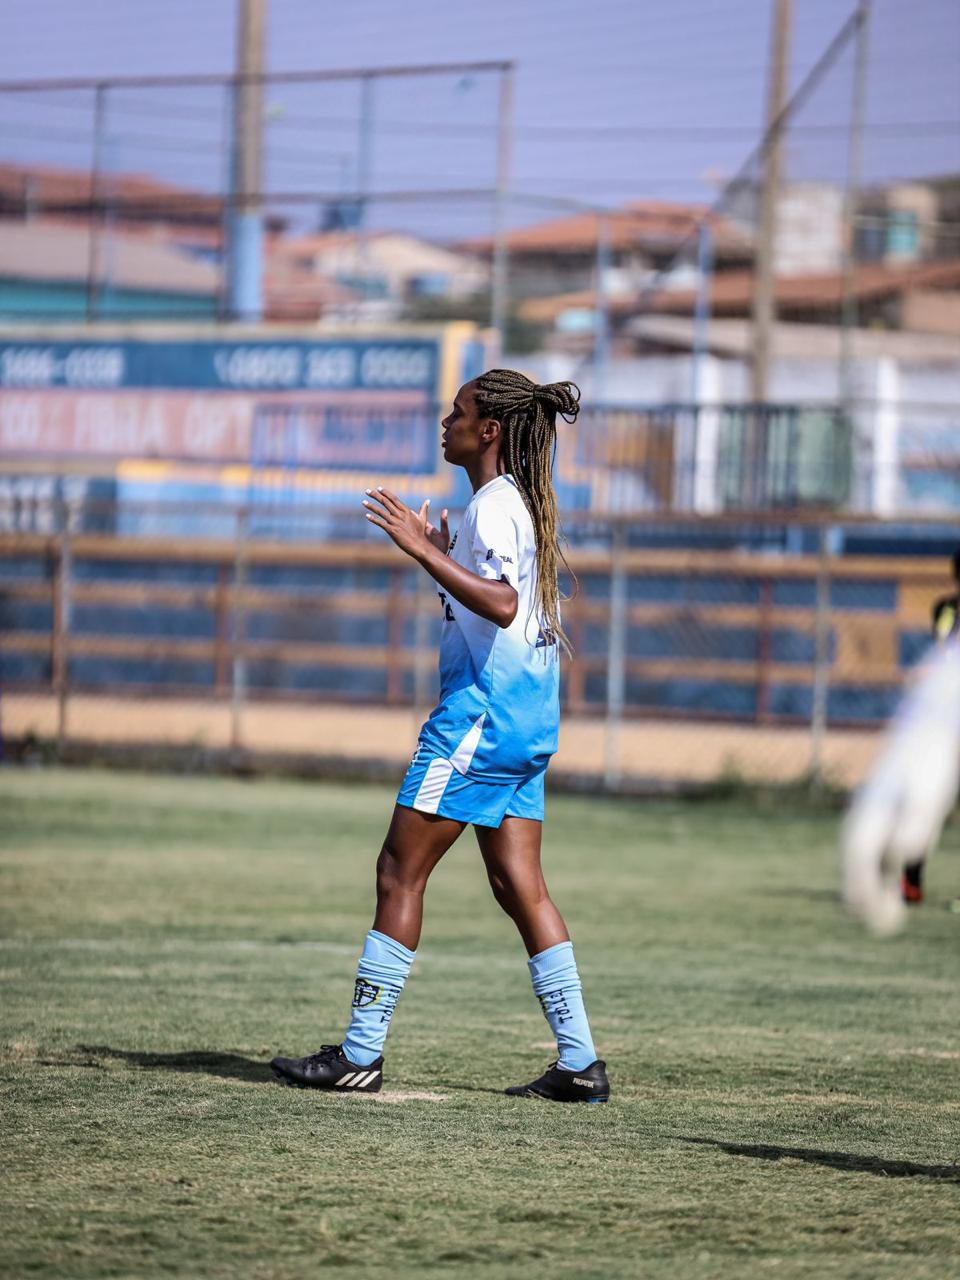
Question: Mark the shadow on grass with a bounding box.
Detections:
[434,1080,505,1097]
[74,1045,273,1083]
[678,1136,960,1182]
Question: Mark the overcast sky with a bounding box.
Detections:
[2,0,958,239]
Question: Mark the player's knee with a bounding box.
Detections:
[376,842,421,899]
[487,868,515,914]
[487,864,546,917]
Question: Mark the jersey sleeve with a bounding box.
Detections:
[469,499,522,585]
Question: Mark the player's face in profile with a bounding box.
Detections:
[441,381,484,466]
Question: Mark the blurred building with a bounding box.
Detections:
[0,162,286,253]
[726,180,846,276]
[519,256,960,348]
[856,177,960,264]
[270,230,489,322]
[0,219,220,320]
[461,200,754,301]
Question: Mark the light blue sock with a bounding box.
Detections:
[341,929,415,1067]
[528,940,597,1072]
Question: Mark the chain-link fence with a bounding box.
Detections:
[2,10,957,791]
[2,498,956,791]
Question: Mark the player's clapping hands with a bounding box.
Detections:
[363,487,449,558]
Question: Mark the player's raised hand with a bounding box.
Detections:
[362,487,436,559]
[421,499,450,553]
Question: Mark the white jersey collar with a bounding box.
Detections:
[470,473,517,502]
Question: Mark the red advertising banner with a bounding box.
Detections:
[0,388,425,464]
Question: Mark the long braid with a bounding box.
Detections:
[473,368,580,654]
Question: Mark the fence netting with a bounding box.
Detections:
[2,502,956,792]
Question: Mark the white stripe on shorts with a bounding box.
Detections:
[412,757,455,814]
[449,712,486,774]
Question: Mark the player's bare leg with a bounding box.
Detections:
[271,806,463,1091]
[374,805,466,949]
[475,817,568,956]
[477,817,608,1103]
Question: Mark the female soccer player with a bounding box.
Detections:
[271,369,608,1103]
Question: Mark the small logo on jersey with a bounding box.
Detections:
[535,628,557,648]
[485,548,513,564]
[352,979,382,1009]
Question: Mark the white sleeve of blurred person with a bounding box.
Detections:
[841,639,960,936]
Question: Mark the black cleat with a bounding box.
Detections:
[270,1044,383,1092]
[506,1059,609,1104]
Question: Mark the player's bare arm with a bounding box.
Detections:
[363,485,519,628]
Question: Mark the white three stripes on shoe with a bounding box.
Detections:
[335,1070,380,1088]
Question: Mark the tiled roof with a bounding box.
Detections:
[461,201,751,257]
[654,259,960,312]
[0,163,284,230]
[518,259,960,323]
[0,219,218,294]
[629,315,960,362]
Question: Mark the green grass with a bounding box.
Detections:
[1,768,958,1280]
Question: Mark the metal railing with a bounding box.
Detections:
[1,505,955,790]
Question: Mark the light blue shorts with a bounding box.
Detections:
[397,749,545,827]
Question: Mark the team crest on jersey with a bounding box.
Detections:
[352,979,382,1008]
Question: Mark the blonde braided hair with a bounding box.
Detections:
[473,368,580,654]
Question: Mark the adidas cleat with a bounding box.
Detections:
[506,1059,609,1104]
[270,1044,383,1092]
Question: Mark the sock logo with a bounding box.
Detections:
[538,986,573,1025]
[352,978,382,1008]
[378,984,402,1025]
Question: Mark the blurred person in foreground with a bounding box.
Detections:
[842,631,960,936]
[271,370,609,1103]
[901,547,960,904]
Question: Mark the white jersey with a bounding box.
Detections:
[417,473,560,782]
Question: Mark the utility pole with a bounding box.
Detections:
[85,84,107,321]
[750,0,792,405]
[838,0,871,410]
[490,63,515,354]
[593,210,611,407]
[690,217,713,404]
[227,0,265,322]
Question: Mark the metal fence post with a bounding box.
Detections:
[52,500,73,756]
[604,521,628,791]
[411,570,432,737]
[490,62,515,351]
[85,82,107,322]
[230,506,249,755]
[809,520,834,790]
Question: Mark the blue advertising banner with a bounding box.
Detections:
[0,338,438,392]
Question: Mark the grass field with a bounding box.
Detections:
[1,768,958,1280]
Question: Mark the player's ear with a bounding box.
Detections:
[479,417,502,445]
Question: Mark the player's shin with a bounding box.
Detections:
[341,929,416,1066]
